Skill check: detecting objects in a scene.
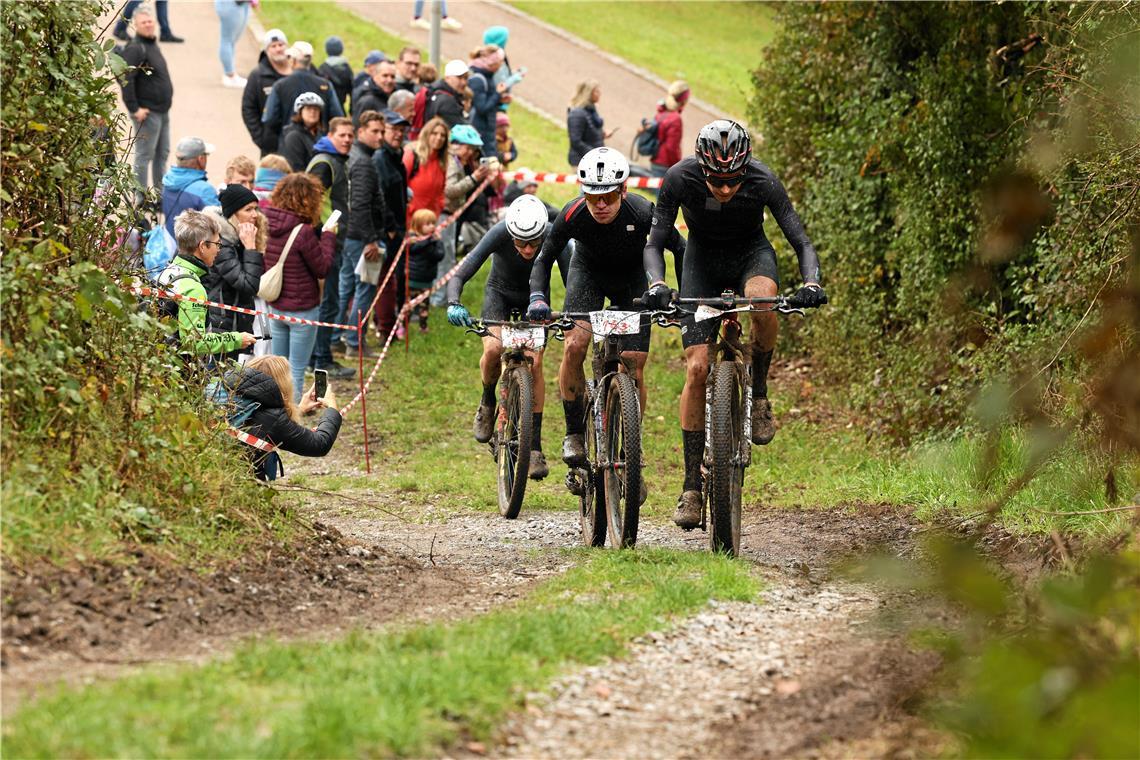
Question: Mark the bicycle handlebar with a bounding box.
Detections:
[631,292,829,310]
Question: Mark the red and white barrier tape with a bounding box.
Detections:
[130,285,359,331]
[501,169,663,189]
[227,425,276,453]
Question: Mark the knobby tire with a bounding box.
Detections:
[497,366,532,519]
[708,361,744,556]
[604,373,642,549]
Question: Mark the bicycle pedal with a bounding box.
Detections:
[565,468,587,496]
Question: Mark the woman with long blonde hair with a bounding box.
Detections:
[566,78,614,167]
[227,355,341,480]
[404,116,450,225]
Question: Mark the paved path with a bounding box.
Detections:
[341,0,728,170]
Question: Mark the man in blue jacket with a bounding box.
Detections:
[161,137,219,236]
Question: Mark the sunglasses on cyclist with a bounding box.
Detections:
[702,170,745,188]
[583,188,622,206]
[512,237,543,253]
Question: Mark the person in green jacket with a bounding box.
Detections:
[160,208,256,356]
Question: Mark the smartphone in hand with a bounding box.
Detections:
[322,209,342,232]
[313,369,328,400]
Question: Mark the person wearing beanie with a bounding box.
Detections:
[242,28,291,156]
[649,80,690,176]
[202,184,268,361]
[482,25,518,108]
[319,36,354,113]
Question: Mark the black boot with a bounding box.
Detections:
[561,397,587,466]
[674,430,704,529]
[751,350,775,445]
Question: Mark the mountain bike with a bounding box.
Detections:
[556,309,645,549]
[640,291,824,557]
[466,318,553,519]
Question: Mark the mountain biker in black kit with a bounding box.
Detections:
[446,194,570,481]
[526,147,685,488]
[641,120,826,530]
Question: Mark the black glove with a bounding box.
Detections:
[641,282,677,310]
[792,284,827,308]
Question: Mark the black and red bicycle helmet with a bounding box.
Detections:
[695,120,751,180]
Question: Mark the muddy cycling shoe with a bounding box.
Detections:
[562,433,587,467]
[473,403,495,443]
[751,398,776,445]
[528,451,549,480]
[673,490,702,530]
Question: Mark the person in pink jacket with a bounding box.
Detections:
[650,80,690,177]
[263,172,337,400]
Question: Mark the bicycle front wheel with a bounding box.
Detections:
[603,373,642,549]
[708,361,744,556]
[497,366,533,519]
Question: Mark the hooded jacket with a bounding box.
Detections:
[262,205,336,312]
[118,35,173,114]
[423,80,467,129]
[161,166,220,235]
[201,206,265,334]
[306,136,349,243]
[318,57,353,112]
[652,102,684,168]
[242,50,288,154]
[281,122,319,171]
[346,140,389,244]
[567,104,605,166]
[223,366,342,480]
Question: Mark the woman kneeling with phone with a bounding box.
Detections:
[225,355,341,480]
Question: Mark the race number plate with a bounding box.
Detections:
[589,310,641,343]
[501,325,545,350]
[694,305,723,323]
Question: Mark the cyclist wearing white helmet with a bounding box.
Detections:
[641,119,825,530]
[527,146,685,479]
[446,194,572,480]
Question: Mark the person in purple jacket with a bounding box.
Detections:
[263,173,337,400]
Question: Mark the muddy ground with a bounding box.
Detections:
[2,493,1068,755]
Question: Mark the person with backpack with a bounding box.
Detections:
[161,137,220,237]
[117,5,173,203]
[201,184,266,364]
[641,80,690,181]
[281,92,325,171]
[318,36,353,113]
[159,209,255,358]
[306,117,356,378]
[423,60,470,129]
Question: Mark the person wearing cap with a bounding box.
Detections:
[281,92,326,171]
[318,36,353,113]
[242,28,291,156]
[351,60,397,124]
[262,41,344,148]
[423,60,470,129]
[353,50,387,91]
[216,0,251,89]
[428,124,494,307]
[161,138,220,237]
[117,5,173,201]
[371,110,412,340]
[202,184,267,361]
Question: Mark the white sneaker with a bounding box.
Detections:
[441,16,462,30]
[222,74,246,89]
[410,17,430,29]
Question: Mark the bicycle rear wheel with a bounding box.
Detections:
[580,383,606,546]
[496,366,532,519]
[708,361,744,556]
[603,373,642,549]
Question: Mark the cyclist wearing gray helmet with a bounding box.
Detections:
[641,119,825,530]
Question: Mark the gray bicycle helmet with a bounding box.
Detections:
[695,119,751,179]
[293,91,325,113]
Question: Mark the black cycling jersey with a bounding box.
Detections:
[447,220,569,305]
[643,156,821,285]
[529,192,685,297]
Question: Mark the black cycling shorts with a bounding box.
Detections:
[563,258,652,353]
[480,285,530,322]
[679,234,779,348]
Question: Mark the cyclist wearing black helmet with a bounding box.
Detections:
[446,195,571,481]
[641,119,825,530]
[527,147,685,476]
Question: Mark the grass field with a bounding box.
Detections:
[3,550,757,757]
[509,1,779,118]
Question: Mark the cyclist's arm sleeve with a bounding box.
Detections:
[446,225,499,302]
[555,240,572,290]
[667,227,686,288]
[768,177,822,283]
[529,214,570,297]
[643,177,681,285]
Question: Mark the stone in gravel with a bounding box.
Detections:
[594,681,612,698]
[776,679,802,696]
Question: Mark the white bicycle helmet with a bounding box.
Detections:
[293,91,324,113]
[505,194,548,242]
[577,147,628,194]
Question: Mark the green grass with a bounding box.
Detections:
[2,549,758,758]
[257,0,578,210]
[509,1,779,118]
